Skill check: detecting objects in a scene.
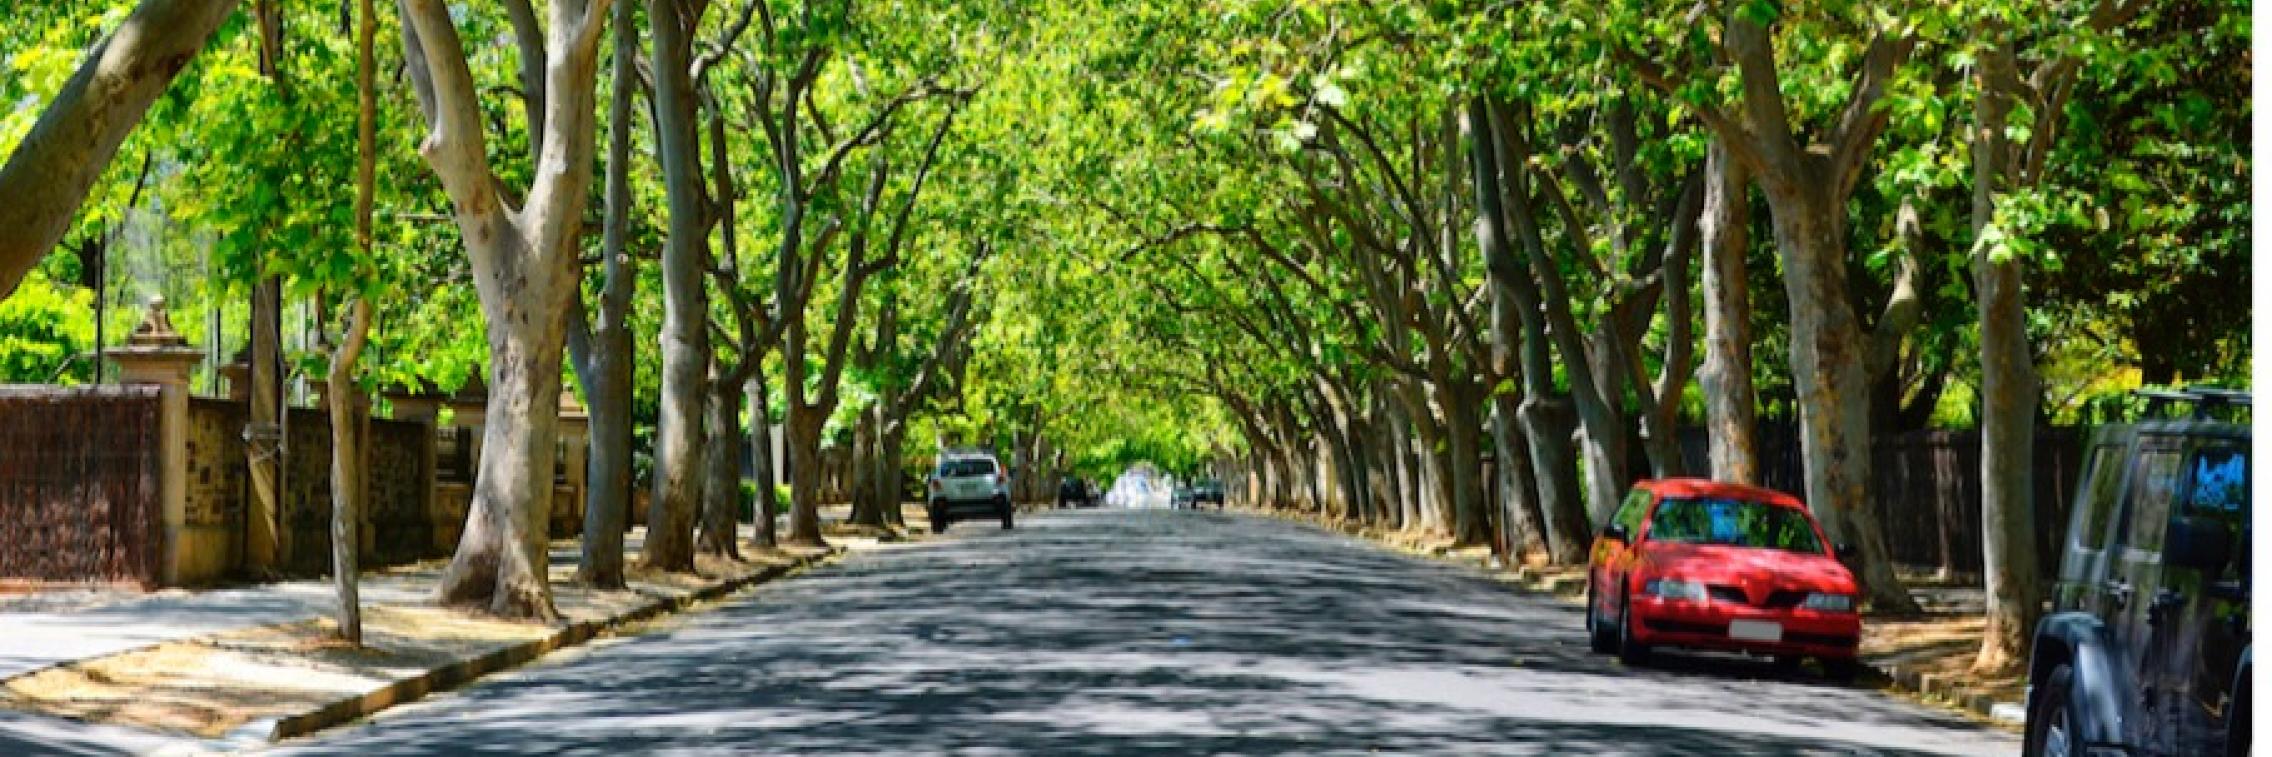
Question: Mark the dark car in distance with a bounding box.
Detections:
[2023,387,2249,757]
[1190,479,1225,509]
[1057,477,1097,509]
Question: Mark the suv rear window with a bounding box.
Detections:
[938,459,997,477]
[2073,445,2129,551]
[2184,447,2247,515]
[2119,450,2184,553]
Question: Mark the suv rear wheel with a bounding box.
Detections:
[2024,664,2079,757]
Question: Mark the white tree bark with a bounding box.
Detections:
[643,0,713,574]
[399,0,611,619]
[1697,139,1759,485]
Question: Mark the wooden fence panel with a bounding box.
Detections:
[0,386,164,585]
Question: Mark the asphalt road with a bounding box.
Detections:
[268,509,2020,756]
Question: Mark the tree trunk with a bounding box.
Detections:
[1384,400,1418,529]
[325,300,372,644]
[877,421,909,527]
[402,0,609,620]
[1471,98,1596,559]
[246,276,284,571]
[1636,180,1701,480]
[783,406,829,547]
[1972,70,2044,669]
[1762,188,1919,613]
[0,0,244,298]
[746,371,779,549]
[328,0,377,645]
[1488,101,1628,525]
[1697,139,1759,485]
[698,364,744,558]
[1490,390,1550,564]
[1442,379,1491,546]
[643,0,707,574]
[1397,381,1451,536]
[436,285,571,619]
[848,403,889,527]
[576,0,637,589]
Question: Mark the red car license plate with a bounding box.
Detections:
[1728,620,1783,642]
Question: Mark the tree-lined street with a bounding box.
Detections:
[0,0,2250,752]
[272,511,2016,755]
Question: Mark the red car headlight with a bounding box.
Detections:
[1642,578,1708,602]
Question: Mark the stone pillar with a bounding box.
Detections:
[382,383,447,558]
[110,298,204,587]
[557,392,590,537]
[218,349,252,402]
[446,377,489,471]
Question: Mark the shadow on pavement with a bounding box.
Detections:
[269,510,2008,756]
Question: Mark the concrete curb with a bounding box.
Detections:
[259,549,836,743]
[1873,663,2027,727]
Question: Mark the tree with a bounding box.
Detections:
[318,0,383,647]
[1618,7,1923,612]
[0,0,242,300]
[570,0,642,589]
[847,244,990,528]
[396,0,614,619]
[1967,0,2147,672]
[644,0,749,573]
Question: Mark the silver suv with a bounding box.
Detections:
[927,451,1013,533]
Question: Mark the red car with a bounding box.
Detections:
[1584,478,1864,680]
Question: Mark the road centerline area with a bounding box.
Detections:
[271,510,2019,756]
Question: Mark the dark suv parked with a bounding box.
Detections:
[2025,388,2249,757]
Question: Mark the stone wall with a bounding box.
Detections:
[181,399,449,578]
[184,399,249,582]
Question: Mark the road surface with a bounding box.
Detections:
[270,509,2020,755]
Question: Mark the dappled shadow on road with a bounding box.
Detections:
[273,511,2008,756]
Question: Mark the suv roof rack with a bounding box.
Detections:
[2135,385,2251,420]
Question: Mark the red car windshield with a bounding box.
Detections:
[1647,497,1825,555]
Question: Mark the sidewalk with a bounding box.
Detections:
[0,526,871,752]
[1249,508,2027,729]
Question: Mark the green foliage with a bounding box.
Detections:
[0,0,2247,485]
[0,270,94,383]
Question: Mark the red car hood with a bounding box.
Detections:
[1639,542,1856,594]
